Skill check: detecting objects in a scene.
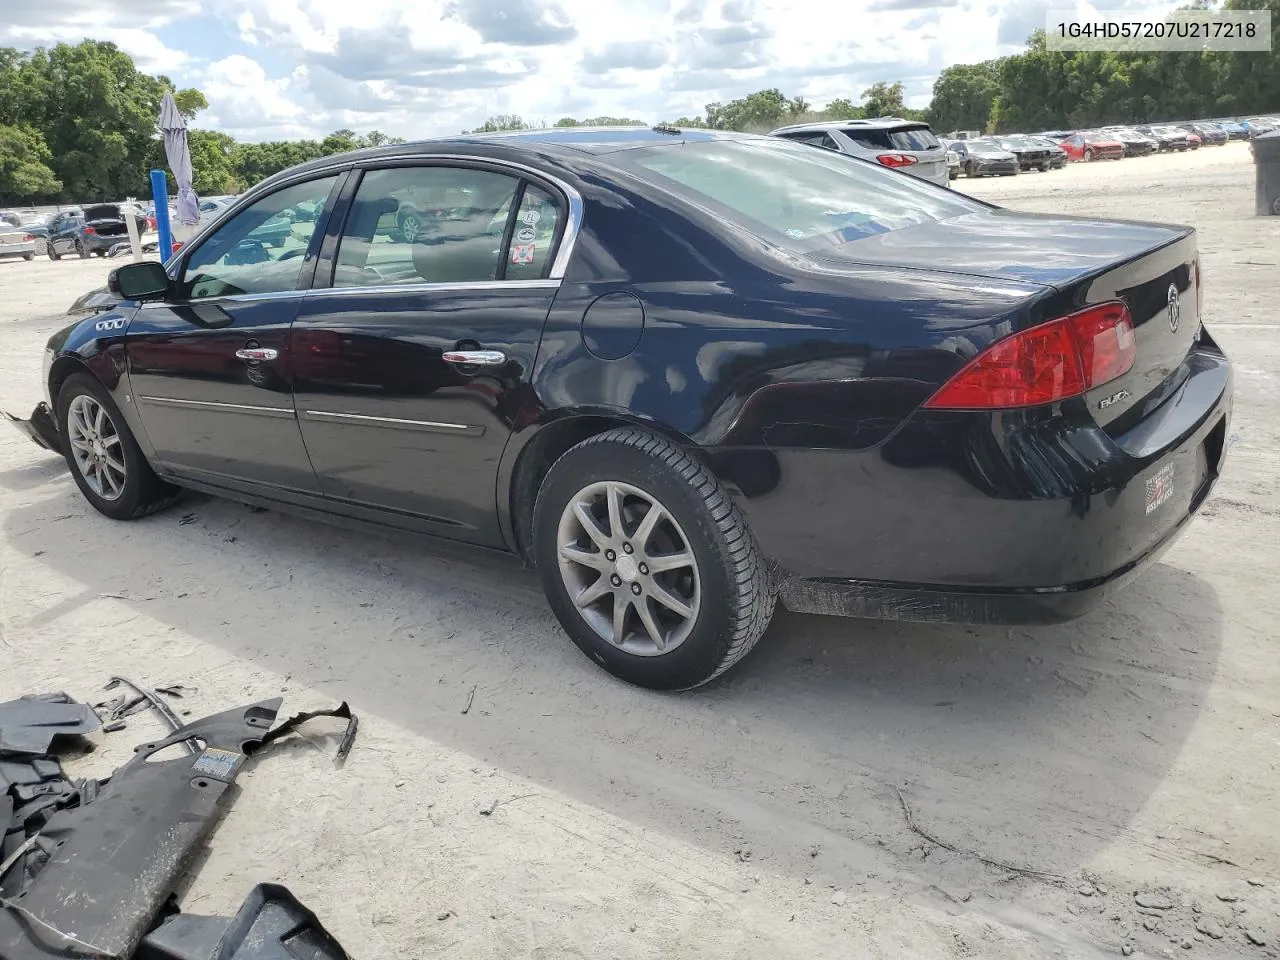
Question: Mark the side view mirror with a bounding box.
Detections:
[108,262,170,301]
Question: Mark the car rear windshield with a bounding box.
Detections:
[618,138,982,250]
[840,124,940,151]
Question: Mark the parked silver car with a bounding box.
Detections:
[769,118,951,188]
[0,225,36,261]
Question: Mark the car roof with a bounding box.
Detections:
[770,117,928,134]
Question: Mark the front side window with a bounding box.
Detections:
[620,138,981,251]
[333,166,524,287]
[179,175,339,300]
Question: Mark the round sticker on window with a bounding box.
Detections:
[516,226,536,242]
[522,210,540,226]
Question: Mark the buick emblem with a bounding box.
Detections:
[1167,283,1181,333]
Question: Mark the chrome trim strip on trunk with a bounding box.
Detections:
[301,409,482,435]
[138,396,295,418]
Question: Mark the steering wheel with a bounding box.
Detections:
[277,248,306,261]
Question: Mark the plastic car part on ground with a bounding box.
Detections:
[137,883,351,960]
[0,690,357,959]
[0,692,101,755]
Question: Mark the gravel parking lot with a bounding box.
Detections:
[1,142,1277,959]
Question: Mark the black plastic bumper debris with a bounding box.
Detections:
[2,403,61,454]
[1254,130,1280,216]
[137,883,352,960]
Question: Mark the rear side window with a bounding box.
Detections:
[779,132,840,151]
[842,125,939,151]
[506,185,561,282]
[333,166,522,287]
[621,137,981,250]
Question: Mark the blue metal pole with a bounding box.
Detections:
[150,169,174,260]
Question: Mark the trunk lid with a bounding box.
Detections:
[810,209,1200,426]
[83,204,129,236]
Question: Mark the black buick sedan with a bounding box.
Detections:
[6,128,1232,690]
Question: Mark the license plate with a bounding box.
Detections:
[1144,462,1175,515]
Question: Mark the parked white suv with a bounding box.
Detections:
[769,118,951,188]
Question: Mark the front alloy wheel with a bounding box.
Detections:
[66,394,127,500]
[557,480,701,656]
[57,373,177,520]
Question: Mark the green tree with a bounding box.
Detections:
[860,81,906,118]
[463,114,529,134]
[822,98,862,119]
[705,88,791,131]
[0,41,206,199]
[928,61,999,133]
[0,123,61,203]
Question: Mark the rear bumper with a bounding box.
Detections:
[3,402,61,453]
[0,240,35,257]
[739,342,1233,625]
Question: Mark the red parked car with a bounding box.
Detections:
[1060,132,1126,162]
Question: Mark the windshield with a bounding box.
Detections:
[619,138,982,250]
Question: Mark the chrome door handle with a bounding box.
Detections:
[442,350,506,365]
[235,347,278,361]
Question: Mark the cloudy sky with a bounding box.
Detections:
[3,0,1179,142]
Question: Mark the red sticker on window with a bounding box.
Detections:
[511,243,535,265]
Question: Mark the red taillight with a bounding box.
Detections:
[924,301,1135,410]
[876,153,918,168]
[171,241,183,252]
[22,234,33,242]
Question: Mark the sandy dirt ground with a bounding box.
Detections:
[1,142,1277,959]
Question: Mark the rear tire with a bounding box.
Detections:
[23,252,33,261]
[56,373,178,521]
[532,427,775,690]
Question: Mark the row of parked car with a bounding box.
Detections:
[767,114,1278,190]
[0,202,162,263]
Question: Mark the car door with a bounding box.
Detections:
[125,172,345,495]
[289,161,567,547]
[49,214,77,256]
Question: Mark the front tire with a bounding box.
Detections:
[56,373,178,521]
[532,428,775,690]
[23,252,33,261]
[1084,148,1094,162]
[48,245,61,261]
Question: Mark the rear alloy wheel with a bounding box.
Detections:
[57,373,177,521]
[533,427,775,690]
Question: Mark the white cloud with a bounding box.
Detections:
[5,0,1110,141]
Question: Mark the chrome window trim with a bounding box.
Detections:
[301,409,479,435]
[137,277,562,310]
[303,278,560,300]
[193,153,584,282]
[139,396,294,418]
